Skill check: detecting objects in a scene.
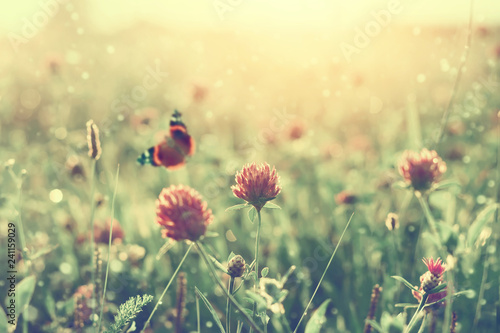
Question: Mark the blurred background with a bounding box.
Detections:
[1,0,499,332]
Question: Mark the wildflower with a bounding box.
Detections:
[398,148,446,191]
[156,185,213,241]
[287,119,305,140]
[65,155,85,181]
[227,255,246,278]
[385,213,399,231]
[73,284,94,326]
[412,257,447,304]
[93,218,125,244]
[86,119,102,160]
[335,190,357,205]
[231,163,281,211]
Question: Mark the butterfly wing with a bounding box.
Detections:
[137,146,160,166]
[137,110,195,169]
[154,140,187,170]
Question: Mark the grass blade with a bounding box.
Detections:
[195,287,226,333]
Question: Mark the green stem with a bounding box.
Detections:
[416,311,427,333]
[415,192,443,250]
[250,209,263,333]
[195,241,264,333]
[141,243,194,332]
[88,159,97,327]
[405,294,428,333]
[97,165,120,333]
[293,213,354,333]
[415,192,454,332]
[226,277,235,333]
[255,209,262,281]
[196,291,201,333]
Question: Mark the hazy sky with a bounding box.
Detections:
[1,0,499,34]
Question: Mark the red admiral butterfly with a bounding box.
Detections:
[137,110,195,170]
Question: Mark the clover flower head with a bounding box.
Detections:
[156,185,213,241]
[398,148,446,191]
[231,162,281,211]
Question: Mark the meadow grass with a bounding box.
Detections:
[0,9,499,333]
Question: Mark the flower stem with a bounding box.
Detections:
[195,241,264,333]
[416,311,427,333]
[88,159,97,327]
[226,276,235,333]
[250,209,263,333]
[415,192,455,332]
[415,192,445,254]
[255,209,262,281]
[97,164,120,333]
[405,294,428,333]
[196,291,201,333]
[141,242,194,332]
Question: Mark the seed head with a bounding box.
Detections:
[385,213,399,231]
[86,119,102,160]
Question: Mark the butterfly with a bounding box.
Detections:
[137,110,195,170]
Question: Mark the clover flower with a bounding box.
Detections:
[398,148,446,191]
[412,257,447,304]
[156,185,213,241]
[231,162,281,211]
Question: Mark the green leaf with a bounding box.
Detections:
[427,283,447,294]
[261,267,269,278]
[247,207,257,223]
[280,265,296,285]
[225,203,248,212]
[258,312,269,325]
[0,307,7,333]
[392,181,409,190]
[29,244,59,261]
[156,239,176,260]
[245,291,268,313]
[394,303,419,308]
[364,319,384,333]
[195,287,226,333]
[204,231,220,238]
[391,276,419,292]
[15,275,36,315]
[209,255,228,274]
[304,299,331,333]
[263,202,281,210]
[125,321,137,332]
[106,294,153,333]
[44,291,56,320]
[467,203,497,246]
[248,271,258,284]
[227,252,236,262]
[431,179,461,191]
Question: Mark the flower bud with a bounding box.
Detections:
[227,255,246,278]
